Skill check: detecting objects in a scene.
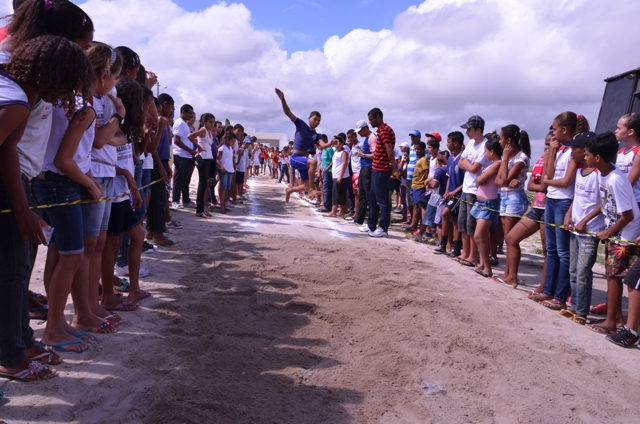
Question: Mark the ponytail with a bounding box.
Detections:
[501,124,531,158]
[199,112,214,129]
[555,111,590,137]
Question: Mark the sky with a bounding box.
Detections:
[2,0,639,157]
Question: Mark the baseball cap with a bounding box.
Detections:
[400,141,410,148]
[409,130,421,137]
[564,131,596,148]
[425,132,442,142]
[460,115,485,130]
[355,120,369,132]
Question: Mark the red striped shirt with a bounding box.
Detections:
[373,123,396,171]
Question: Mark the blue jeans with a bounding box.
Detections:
[569,233,598,316]
[543,198,573,302]
[117,162,145,267]
[0,177,35,366]
[279,164,290,184]
[368,170,392,232]
[322,171,333,210]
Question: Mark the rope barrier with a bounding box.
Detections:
[0,178,164,214]
[404,192,638,246]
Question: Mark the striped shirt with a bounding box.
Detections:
[372,123,396,172]
[406,146,418,180]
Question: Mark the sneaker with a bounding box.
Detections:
[606,327,639,348]
[369,228,388,238]
[433,245,448,255]
[203,211,213,218]
[166,219,183,229]
[142,242,155,254]
[183,201,196,209]
[171,202,183,210]
[424,237,438,246]
[225,201,235,209]
[138,267,150,278]
[358,224,370,233]
[447,250,461,258]
[114,265,129,276]
[490,256,499,266]
[310,199,320,206]
[143,241,157,250]
[411,234,423,242]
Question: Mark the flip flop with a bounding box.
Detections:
[38,338,90,353]
[571,316,587,325]
[73,331,98,342]
[0,361,58,382]
[30,291,48,305]
[111,300,139,311]
[136,290,152,301]
[29,307,48,321]
[89,321,117,334]
[155,239,178,248]
[29,349,63,365]
[540,299,566,311]
[115,278,130,293]
[103,313,123,325]
[586,323,613,335]
[473,268,492,278]
[458,259,475,267]
[590,303,607,315]
[491,276,517,288]
[558,309,576,318]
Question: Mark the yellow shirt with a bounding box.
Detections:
[411,156,429,189]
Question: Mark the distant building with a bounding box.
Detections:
[246,132,288,149]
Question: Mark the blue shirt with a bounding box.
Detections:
[447,152,465,192]
[434,166,448,196]
[158,126,171,161]
[292,117,317,152]
[360,134,375,168]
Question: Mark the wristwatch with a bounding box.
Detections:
[111,113,125,126]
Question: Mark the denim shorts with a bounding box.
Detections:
[107,200,139,236]
[81,177,112,238]
[141,169,152,198]
[500,189,529,217]
[471,198,500,221]
[525,207,545,223]
[423,203,437,227]
[32,172,84,255]
[220,171,233,190]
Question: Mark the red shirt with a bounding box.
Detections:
[0,27,8,43]
[372,122,396,172]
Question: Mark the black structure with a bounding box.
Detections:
[595,69,640,134]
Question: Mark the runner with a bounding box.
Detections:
[275,88,330,201]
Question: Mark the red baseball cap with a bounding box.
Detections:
[425,132,442,142]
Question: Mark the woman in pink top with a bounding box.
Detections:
[470,135,503,278]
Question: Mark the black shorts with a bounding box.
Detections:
[107,201,139,236]
[624,259,640,290]
[236,171,245,185]
[444,197,460,217]
[333,177,351,205]
[525,207,544,223]
[208,161,217,180]
[260,158,264,165]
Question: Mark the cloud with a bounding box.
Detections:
[74,0,640,152]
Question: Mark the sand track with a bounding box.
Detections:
[2,175,640,424]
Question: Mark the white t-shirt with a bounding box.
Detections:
[90,94,118,178]
[218,144,234,172]
[547,147,575,199]
[502,151,530,192]
[172,117,193,159]
[572,167,604,234]
[350,144,361,175]
[18,99,52,179]
[113,142,134,203]
[332,149,350,180]
[461,138,489,195]
[43,97,94,175]
[428,157,438,197]
[142,153,154,170]
[599,166,640,244]
[237,147,247,172]
[197,130,213,160]
[616,147,640,203]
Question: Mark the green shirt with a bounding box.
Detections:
[322,147,335,171]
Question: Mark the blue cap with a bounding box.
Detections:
[409,130,421,137]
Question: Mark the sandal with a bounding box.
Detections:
[458,259,475,267]
[558,309,576,318]
[586,323,614,334]
[29,307,48,321]
[0,361,57,382]
[30,291,48,305]
[107,300,139,312]
[103,313,123,325]
[492,276,517,288]
[29,348,63,365]
[115,278,130,293]
[89,321,117,334]
[540,299,566,311]
[155,239,178,248]
[474,268,492,278]
[571,315,587,325]
[590,303,607,315]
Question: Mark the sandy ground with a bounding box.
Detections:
[1,173,640,424]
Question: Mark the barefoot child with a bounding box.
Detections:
[471,135,502,278]
[584,132,640,335]
[560,132,603,324]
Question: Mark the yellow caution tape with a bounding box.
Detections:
[0,178,164,214]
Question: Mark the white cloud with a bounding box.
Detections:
[71,0,640,154]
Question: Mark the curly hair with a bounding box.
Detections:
[87,42,122,78]
[7,35,94,116]
[8,0,94,49]
[555,111,590,137]
[115,77,145,143]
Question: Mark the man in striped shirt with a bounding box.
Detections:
[367,108,397,238]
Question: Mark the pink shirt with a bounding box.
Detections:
[476,165,498,200]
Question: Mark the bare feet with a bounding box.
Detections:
[285,188,293,202]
